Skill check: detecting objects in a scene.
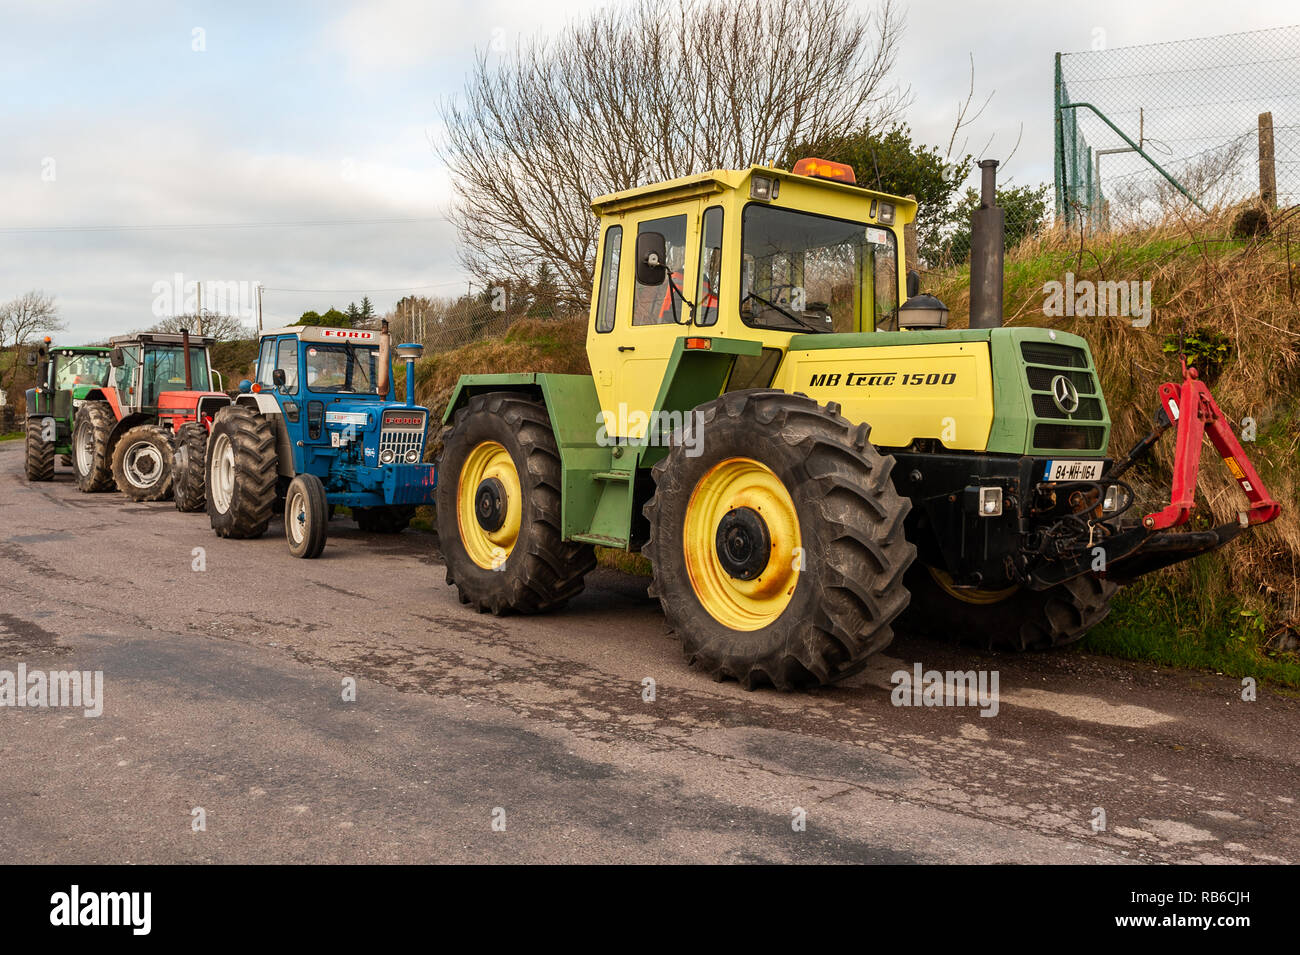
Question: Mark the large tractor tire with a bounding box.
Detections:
[206,405,278,539]
[643,390,915,691]
[436,393,596,614]
[111,424,174,502]
[172,422,208,512]
[285,473,329,559]
[72,401,115,493]
[899,563,1118,651]
[354,505,415,534]
[24,417,54,482]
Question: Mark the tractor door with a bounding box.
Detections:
[587,199,703,441]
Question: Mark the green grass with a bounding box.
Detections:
[0,431,23,442]
[1084,575,1300,690]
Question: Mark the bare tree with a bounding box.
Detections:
[439,0,908,306]
[149,312,250,342]
[0,290,66,399]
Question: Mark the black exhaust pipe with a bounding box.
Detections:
[969,159,1004,329]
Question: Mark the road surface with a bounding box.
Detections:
[1,439,1296,863]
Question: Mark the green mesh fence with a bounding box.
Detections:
[1055,25,1300,231]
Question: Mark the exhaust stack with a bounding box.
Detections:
[969,159,1005,329]
[376,320,391,397]
[181,328,192,390]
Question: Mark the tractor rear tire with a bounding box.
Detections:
[899,564,1118,651]
[355,505,415,533]
[643,390,915,690]
[206,405,278,539]
[112,424,175,502]
[172,422,208,512]
[436,393,596,614]
[24,417,54,482]
[285,473,329,559]
[72,401,115,493]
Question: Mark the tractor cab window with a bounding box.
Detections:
[305,343,378,394]
[114,345,139,395]
[141,346,210,404]
[53,353,111,390]
[740,204,899,334]
[631,214,688,326]
[256,339,276,387]
[695,207,723,327]
[276,338,299,393]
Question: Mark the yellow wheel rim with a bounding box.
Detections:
[683,457,801,631]
[927,565,1019,605]
[457,440,523,570]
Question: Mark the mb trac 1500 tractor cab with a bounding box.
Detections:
[436,156,1279,690]
[23,340,114,482]
[195,321,437,557]
[68,331,230,502]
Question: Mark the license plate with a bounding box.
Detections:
[1043,459,1103,482]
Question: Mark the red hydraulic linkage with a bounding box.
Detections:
[1144,358,1281,531]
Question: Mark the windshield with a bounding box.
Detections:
[53,353,112,390]
[142,346,210,404]
[740,204,898,333]
[305,343,379,394]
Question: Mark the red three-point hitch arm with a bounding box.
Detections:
[1143,359,1281,531]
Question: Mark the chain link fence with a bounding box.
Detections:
[1056,25,1300,231]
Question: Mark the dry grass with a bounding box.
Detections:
[930,204,1300,646]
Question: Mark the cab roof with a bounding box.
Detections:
[261,325,383,344]
[590,164,917,220]
[109,332,216,347]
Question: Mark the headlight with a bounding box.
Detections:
[750,176,779,201]
[379,449,396,465]
[1102,485,1122,512]
[404,449,420,464]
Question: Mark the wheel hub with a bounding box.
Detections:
[715,507,771,580]
[475,477,507,532]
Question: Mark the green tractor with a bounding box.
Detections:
[435,157,1278,690]
[23,339,115,482]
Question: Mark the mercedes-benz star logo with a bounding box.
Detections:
[1051,374,1080,414]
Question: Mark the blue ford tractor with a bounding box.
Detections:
[182,320,437,557]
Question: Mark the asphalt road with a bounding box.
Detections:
[1,439,1296,864]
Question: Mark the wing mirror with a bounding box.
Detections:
[636,231,667,286]
[272,368,287,392]
[109,347,124,368]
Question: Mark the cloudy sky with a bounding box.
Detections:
[2,0,1296,343]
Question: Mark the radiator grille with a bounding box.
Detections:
[378,409,427,463]
[1021,341,1107,451]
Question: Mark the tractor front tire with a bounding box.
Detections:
[72,401,114,493]
[355,505,415,533]
[172,422,208,512]
[436,393,596,614]
[643,390,915,690]
[899,564,1118,651]
[24,417,54,482]
[285,473,329,558]
[112,424,175,502]
[206,405,278,539]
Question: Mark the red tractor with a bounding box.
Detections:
[71,331,231,503]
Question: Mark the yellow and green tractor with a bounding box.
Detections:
[436,157,1278,689]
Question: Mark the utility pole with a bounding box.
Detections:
[196,280,204,335]
[256,283,264,334]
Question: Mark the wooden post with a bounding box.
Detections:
[1259,112,1276,210]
